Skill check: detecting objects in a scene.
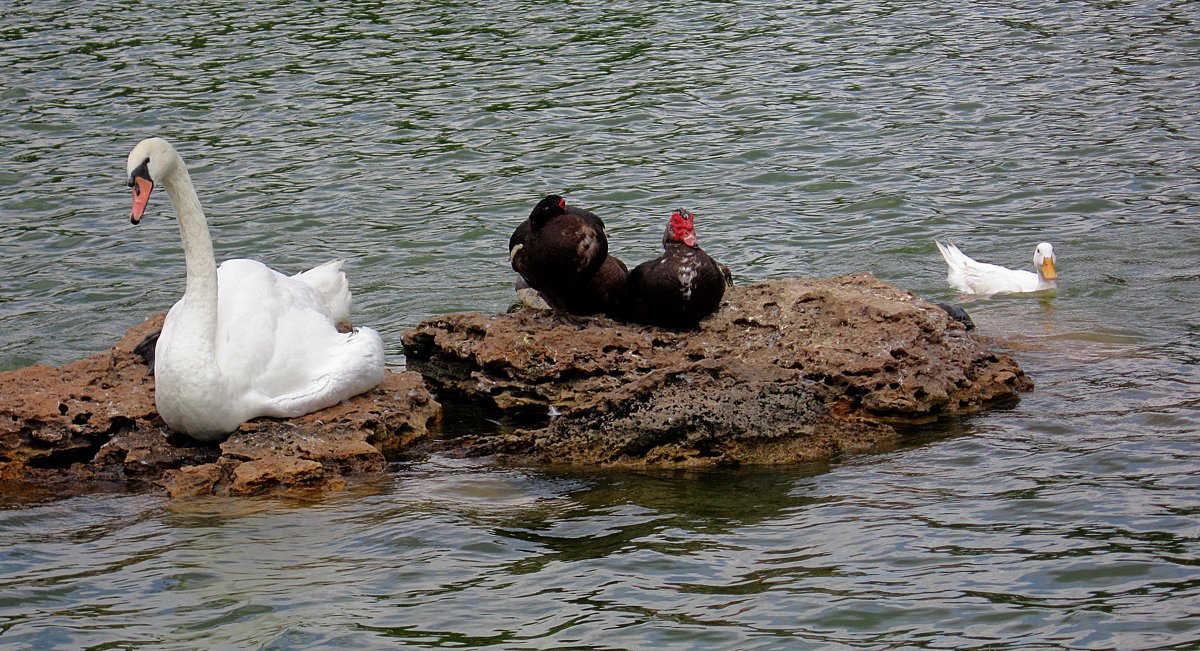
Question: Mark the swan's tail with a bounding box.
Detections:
[294,259,352,324]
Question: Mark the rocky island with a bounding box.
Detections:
[0,273,1031,497]
[403,273,1031,467]
[0,314,441,498]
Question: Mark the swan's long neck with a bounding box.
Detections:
[162,163,219,360]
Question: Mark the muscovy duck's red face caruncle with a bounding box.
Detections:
[669,209,698,247]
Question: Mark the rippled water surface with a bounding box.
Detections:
[2,1,1199,648]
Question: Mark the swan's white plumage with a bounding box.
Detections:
[127,137,385,441]
[292,259,353,324]
[935,240,1058,295]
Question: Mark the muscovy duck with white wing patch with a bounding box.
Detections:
[617,209,726,329]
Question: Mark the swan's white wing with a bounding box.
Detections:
[212,259,326,379]
[211,258,384,416]
[255,326,386,418]
[293,259,352,324]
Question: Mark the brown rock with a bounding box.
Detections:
[403,274,1032,467]
[0,314,165,483]
[0,314,442,497]
[229,457,332,495]
[0,273,1033,490]
[529,357,897,467]
[160,463,225,499]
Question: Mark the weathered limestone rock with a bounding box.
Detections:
[1,273,1033,493]
[402,274,1032,467]
[527,357,897,467]
[0,314,167,484]
[0,313,442,497]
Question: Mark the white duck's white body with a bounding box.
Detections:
[935,240,1058,295]
[126,137,385,441]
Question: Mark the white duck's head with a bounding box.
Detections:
[1034,242,1057,281]
[126,137,183,225]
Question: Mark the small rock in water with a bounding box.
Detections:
[935,301,976,330]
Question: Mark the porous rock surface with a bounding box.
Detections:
[1,273,1033,496]
[0,313,441,498]
[402,273,1032,467]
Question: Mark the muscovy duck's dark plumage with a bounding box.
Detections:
[509,195,628,316]
[616,208,725,329]
[585,253,629,313]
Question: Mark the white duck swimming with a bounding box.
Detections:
[125,137,385,441]
[935,240,1058,295]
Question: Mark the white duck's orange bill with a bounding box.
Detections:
[1041,259,1057,280]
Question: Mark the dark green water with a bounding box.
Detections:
[1,1,1198,648]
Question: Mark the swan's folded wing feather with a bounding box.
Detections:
[253,326,386,418]
[292,259,352,324]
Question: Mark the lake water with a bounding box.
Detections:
[1,1,1198,648]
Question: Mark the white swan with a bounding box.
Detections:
[935,240,1058,295]
[125,137,386,441]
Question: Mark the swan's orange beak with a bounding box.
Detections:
[1041,258,1057,280]
[130,176,153,225]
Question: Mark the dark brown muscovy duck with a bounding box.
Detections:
[510,194,628,316]
[616,208,726,329]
